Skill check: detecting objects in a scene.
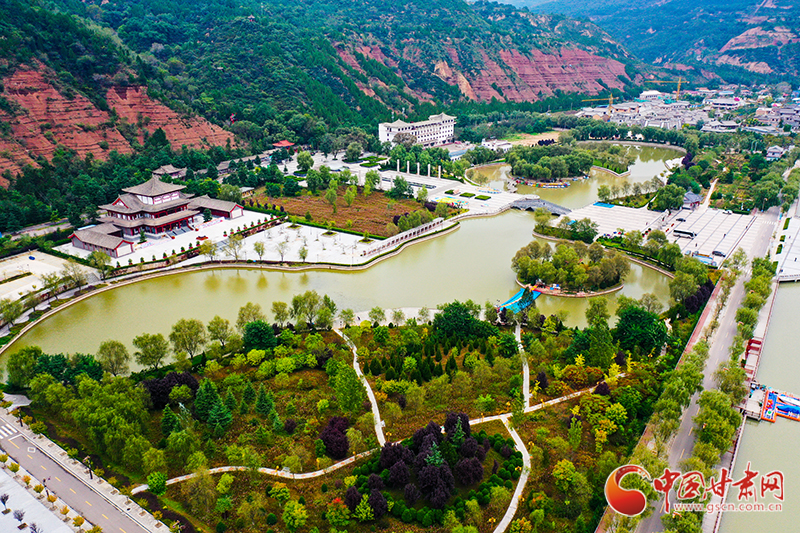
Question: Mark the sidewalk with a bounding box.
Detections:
[0,408,164,533]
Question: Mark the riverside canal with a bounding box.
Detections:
[720,283,800,532]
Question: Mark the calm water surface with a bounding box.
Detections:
[5,144,678,366]
[720,283,800,532]
[8,211,670,363]
[473,144,683,210]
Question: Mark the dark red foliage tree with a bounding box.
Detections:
[368,489,388,519]
[430,485,450,509]
[143,372,199,410]
[380,442,412,470]
[459,437,478,458]
[367,473,384,491]
[475,445,487,462]
[388,460,409,487]
[412,421,443,452]
[320,418,350,460]
[501,445,513,459]
[344,486,361,512]
[417,464,454,509]
[594,381,611,396]
[454,457,484,486]
[404,483,420,506]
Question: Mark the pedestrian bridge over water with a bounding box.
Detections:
[510,197,571,216]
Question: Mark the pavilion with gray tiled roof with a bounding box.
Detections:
[70,176,243,257]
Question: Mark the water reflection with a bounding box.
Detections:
[7,211,671,363]
[6,145,682,366]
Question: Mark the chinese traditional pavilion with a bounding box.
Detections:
[70,176,243,257]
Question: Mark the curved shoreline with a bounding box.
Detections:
[577,139,687,154]
[3,211,526,359]
[515,278,623,298]
[531,229,675,279]
[591,165,631,179]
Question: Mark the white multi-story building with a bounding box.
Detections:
[379,113,456,147]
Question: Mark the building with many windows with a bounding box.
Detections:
[378,113,456,147]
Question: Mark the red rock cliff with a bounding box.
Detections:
[0,65,234,185]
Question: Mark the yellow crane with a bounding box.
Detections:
[645,77,686,100]
[581,94,616,112]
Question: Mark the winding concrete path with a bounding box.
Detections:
[516,325,531,409]
[494,417,531,533]
[335,329,386,446]
[129,323,601,531]
[130,450,377,495]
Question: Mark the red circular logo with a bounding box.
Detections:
[605,464,651,517]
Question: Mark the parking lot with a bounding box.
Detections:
[565,202,668,237]
[668,207,757,264]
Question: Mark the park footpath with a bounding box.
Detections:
[335,329,387,446]
[129,321,595,533]
[0,401,165,533]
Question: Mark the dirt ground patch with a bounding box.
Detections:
[504,130,562,146]
[256,187,437,237]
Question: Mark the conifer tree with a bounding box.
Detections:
[452,417,465,446]
[224,389,238,413]
[421,360,432,382]
[256,385,275,417]
[161,407,180,437]
[194,379,219,422]
[242,382,256,408]
[208,401,233,436]
[271,411,283,433]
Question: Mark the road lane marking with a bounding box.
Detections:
[8,440,19,449]
[102,514,109,520]
[120,528,127,533]
[55,477,61,482]
[69,488,76,494]
[27,454,32,460]
[40,465,46,471]
[85,500,92,506]
[680,448,685,459]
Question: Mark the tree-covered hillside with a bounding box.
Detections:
[39,0,640,135]
[501,0,800,82]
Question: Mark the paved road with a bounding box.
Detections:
[1,430,149,533]
[637,208,779,533]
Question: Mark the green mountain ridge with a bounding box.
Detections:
[19,0,643,133]
[500,0,800,82]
